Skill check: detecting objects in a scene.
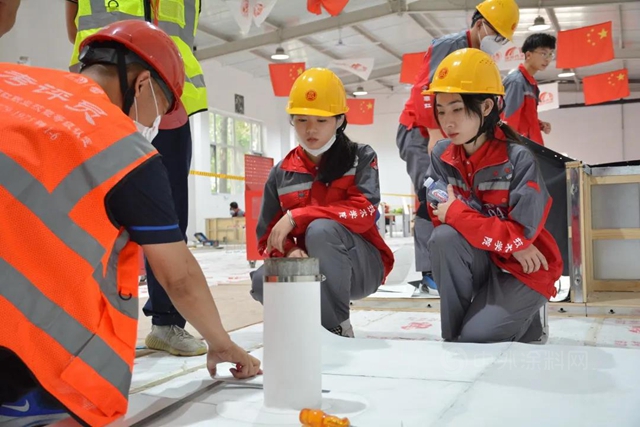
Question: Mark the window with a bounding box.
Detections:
[209,111,263,194]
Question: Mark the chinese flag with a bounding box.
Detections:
[268,62,305,97]
[307,0,349,16]
[583,69,630,105]
[399,52,426,84]
[556,21,614,68]
[346,98,374,125]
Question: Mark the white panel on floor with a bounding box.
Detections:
[435,343,640,427]
[319,331,510,383]
[183,375,471,427]
[131,324,264,392]
[595,318,640,350]
[545,317,600,347]
[355,311,443,341]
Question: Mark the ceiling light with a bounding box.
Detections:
[271,47,289,60]
[529,16,551,31]
[558,69,576,78]
[353,86,368,96]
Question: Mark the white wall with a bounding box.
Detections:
[0,0,70,70]
[187,59,294,239]
[345,92,415,211]
[539,93,640,164]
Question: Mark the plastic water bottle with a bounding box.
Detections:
[424,177,449,205]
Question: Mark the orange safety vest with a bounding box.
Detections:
[0,63,156,426]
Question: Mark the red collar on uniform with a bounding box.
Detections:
[518,64,538,87]
[280,146,318,175]
[465,30,472,47]
[440,128,510,169]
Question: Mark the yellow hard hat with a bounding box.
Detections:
[286,68,349,117]
[423,48,505,96]
[476,0,520,41]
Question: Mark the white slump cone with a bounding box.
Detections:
[263,257,323,410]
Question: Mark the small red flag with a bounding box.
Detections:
[399,52,426,84]
[268,62,305,97]
[307,0,349,16]
[346,98,374,125]
[556,21,614,69]
[583,69,629,105]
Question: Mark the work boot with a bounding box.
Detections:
[145,325,207,356]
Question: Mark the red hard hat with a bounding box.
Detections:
[79,20,186,126]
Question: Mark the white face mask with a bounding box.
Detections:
[134,80,161,143]
[295,117,343,156]
[479,22,503,56]
[297,133,337,156]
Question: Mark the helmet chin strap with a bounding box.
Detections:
[463,116,485,145]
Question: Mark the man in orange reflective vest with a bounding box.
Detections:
[0,20,260,427]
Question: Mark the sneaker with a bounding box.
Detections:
[328,319,355,338]
[421,273,439,296]
[0,389,68,426]
[145,325,207,356]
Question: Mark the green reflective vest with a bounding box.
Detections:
[70,0,207,116]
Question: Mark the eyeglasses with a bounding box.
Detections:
[535,50,556,60]
[482,21,508,45]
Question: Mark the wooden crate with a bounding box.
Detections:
[205,217,246,244]
[568,161,640,308]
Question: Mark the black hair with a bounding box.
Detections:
[230,202,238,209]
[434,93,522,145]
[471,10,484,27]
[471,10,504,40]
[522,33,557,53]
[78,41,174,115]
[317,115,358,184]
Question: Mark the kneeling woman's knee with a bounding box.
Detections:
[305,219,343,248]
[428,224,461,250]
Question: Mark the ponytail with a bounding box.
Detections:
[317,115,358,184]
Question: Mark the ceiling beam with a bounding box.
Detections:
[197,23,274,63]
[407,14,439,39]
[263,19,395,90]
[195,0,639,61]
[351,24,402,60]
[418,13,447,38]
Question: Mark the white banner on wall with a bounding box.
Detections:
[538,82,560,112]
[492,44,525,71]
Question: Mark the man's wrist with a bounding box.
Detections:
[206,331,233,351]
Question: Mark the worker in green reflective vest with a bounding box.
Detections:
[66,0,209,357]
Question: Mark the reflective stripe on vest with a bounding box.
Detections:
[0,132,155,397]
[0,258,131,397]
[1,132,155,320]
[0,63,158,425]
[70,0,207,116]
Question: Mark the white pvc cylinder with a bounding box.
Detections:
[263,258,322,410]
